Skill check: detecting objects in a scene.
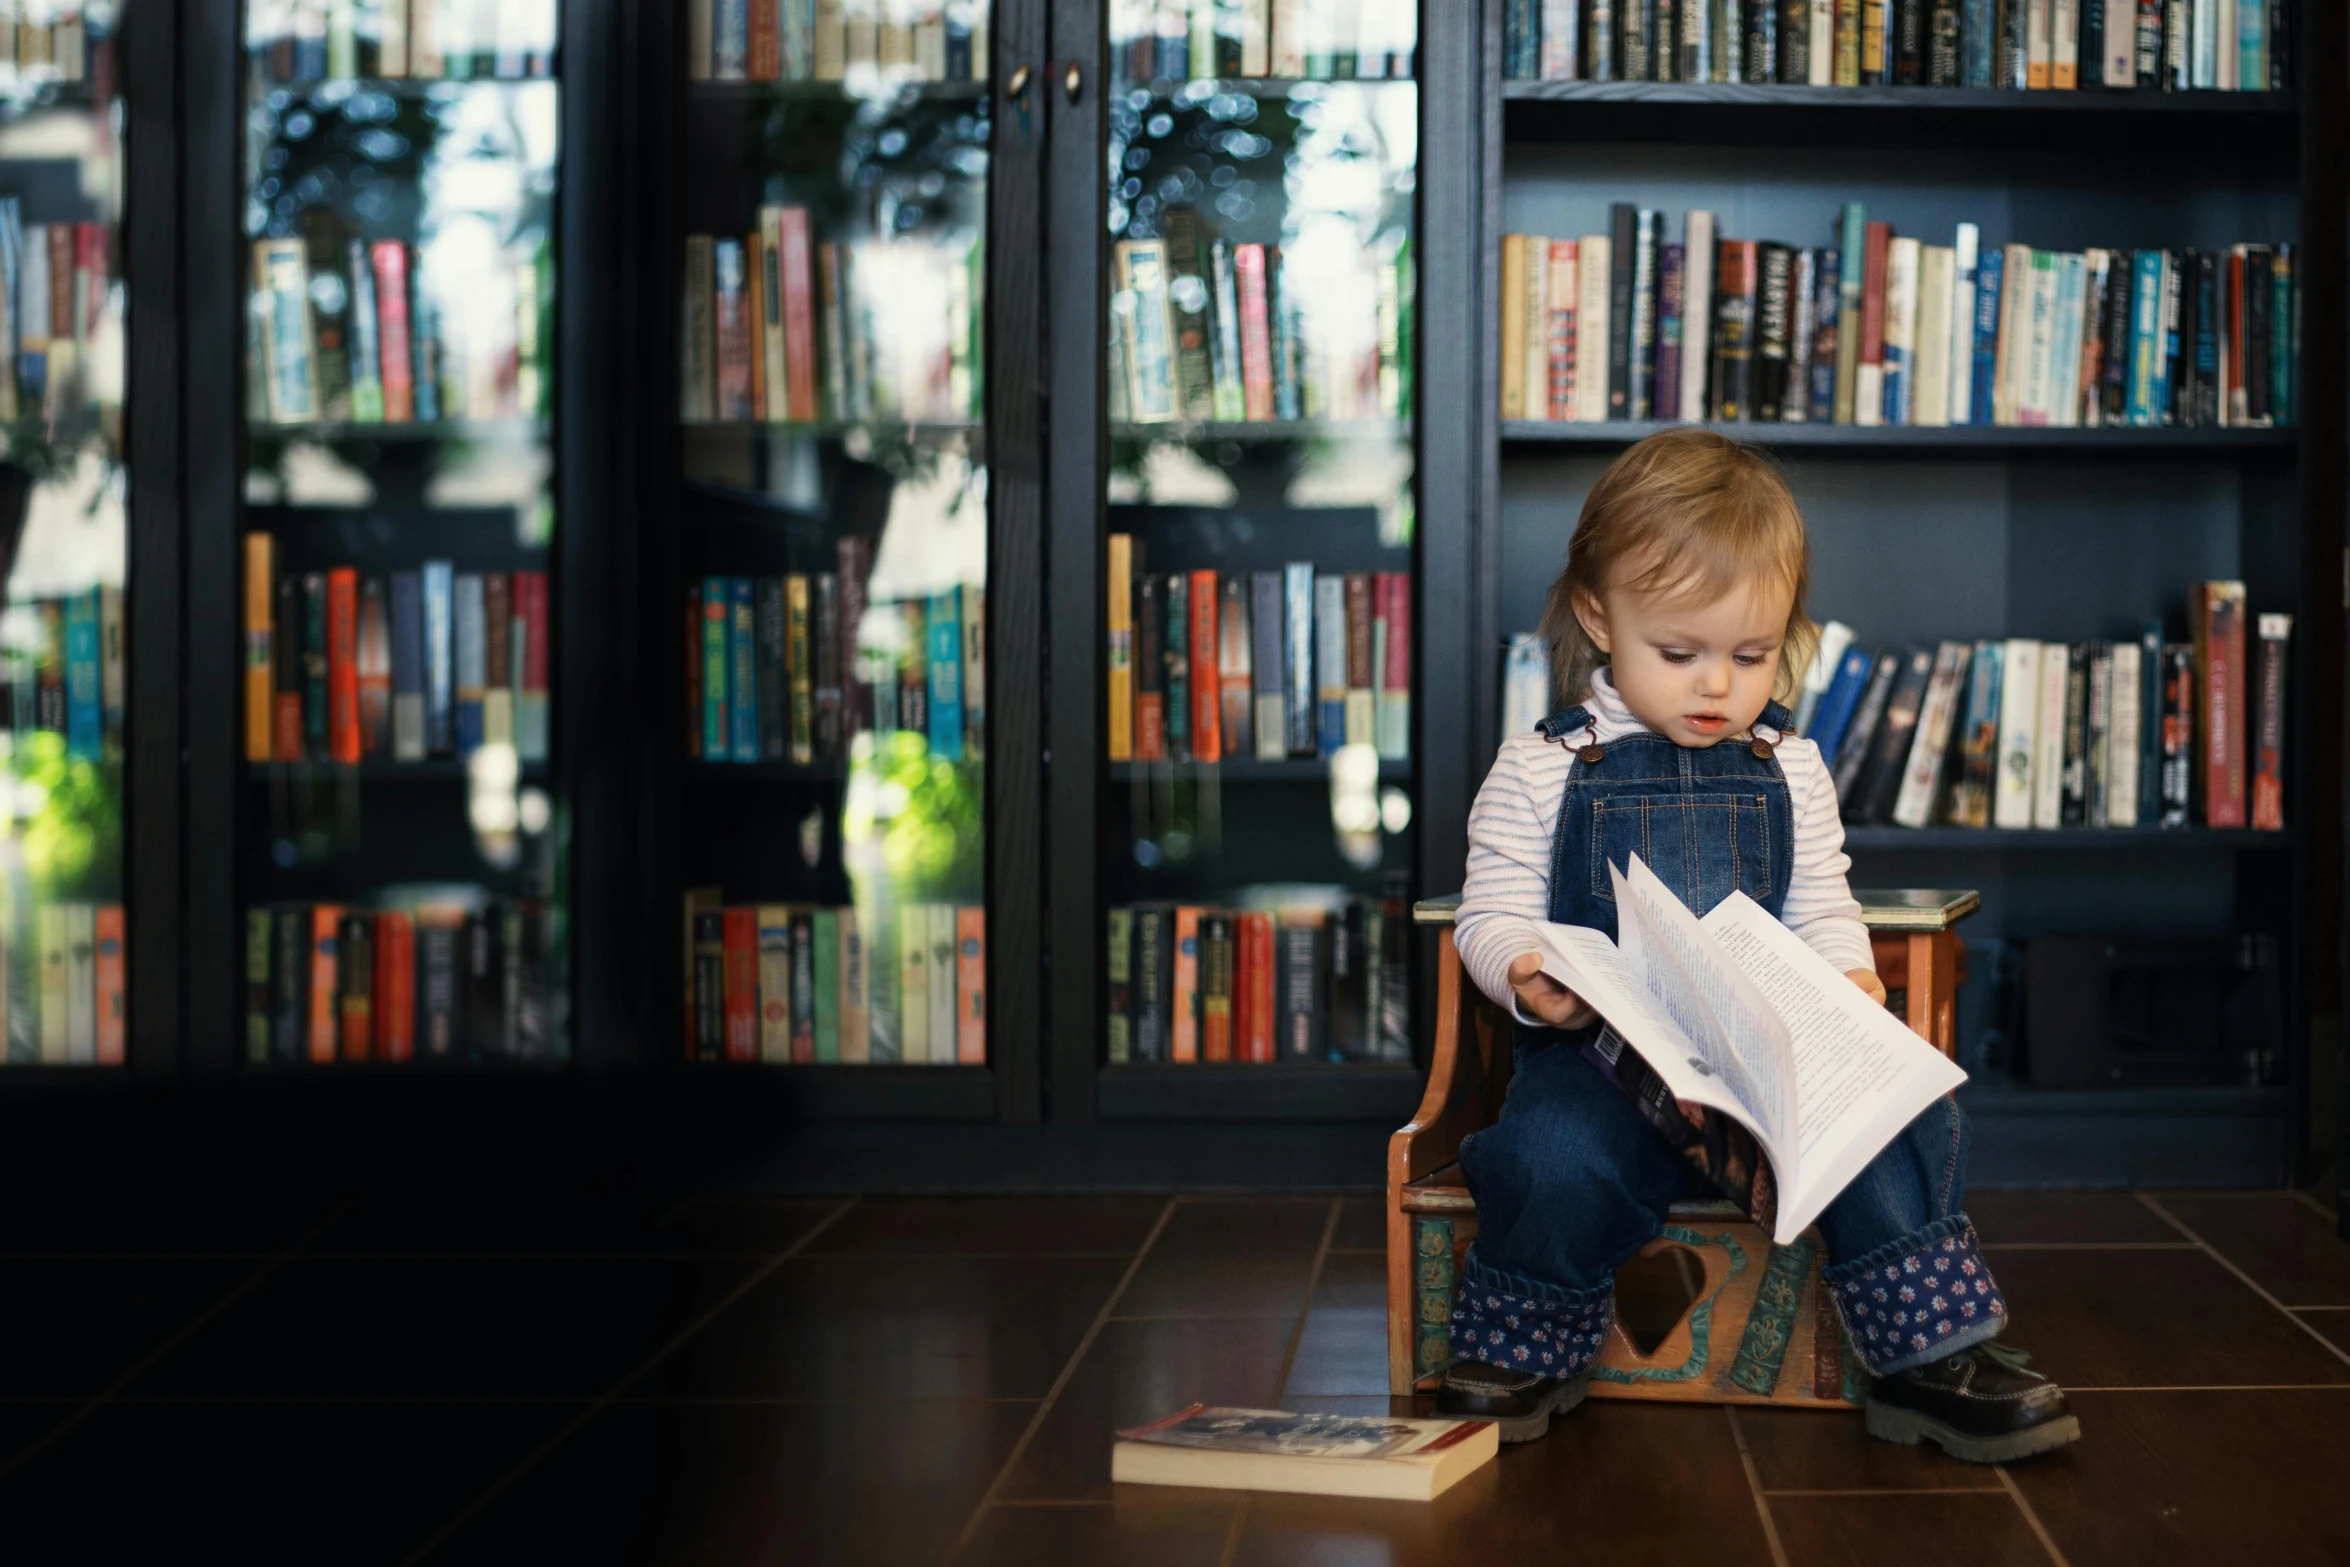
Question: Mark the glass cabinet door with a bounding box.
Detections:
[1100,2,1419,1075]
[674,3,991,1069]
[236,3,563,1067]
[0,9,128,1069]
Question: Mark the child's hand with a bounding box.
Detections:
[1847,969,1888,1007]
[1508,951,1596,1029]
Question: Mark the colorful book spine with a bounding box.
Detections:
[1188,569,1220,762]
[1313,573,1346,756]
[1106,533,1134,761]
[928,586,965,761]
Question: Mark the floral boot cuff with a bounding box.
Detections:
[1448,1271,1614,1379]
[1825,1218,2007,1375]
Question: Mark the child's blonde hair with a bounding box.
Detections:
[1536,428,1819,712]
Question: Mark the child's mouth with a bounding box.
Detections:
[1685,714,1728,733]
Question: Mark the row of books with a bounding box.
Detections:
[1104,546,1410,764]
[690,568,984,765]
[0,588,122,760]
[0,207,109,424]
[1106,882,1410,1063]
[1109,222,1413,427]
[241,536,553,765]
[242,898,558,1064]
[1502,0,2289,91]
[1500,205,2297,429]
[687,0,988,83]
[251,228,553,428]
[682,223,981,427]
[684,893,984,1064]
[247,0,559,82]
[1792,582,2284,831]
[0,3,92,90]
[1108,0,1419,80]
[0,902,123,1067]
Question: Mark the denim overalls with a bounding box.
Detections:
[1450,700,2007,1381]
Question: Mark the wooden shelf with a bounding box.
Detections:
[1843,826,2291,850]
[1501,81,2296,114]
[686,78,988,103]
[1098,1060,1424,1121]
[1112,418,1408,442]
[244,760,550,783]
[250,418,547,444]
[686,759,850,782]
[1107,757,1410,781]
[1501,419,2296,452]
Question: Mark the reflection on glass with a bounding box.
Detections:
[235,8,564,1069]
[1101,2,1416,1070]
[677,48,989,1069]
[0,9,126,1068]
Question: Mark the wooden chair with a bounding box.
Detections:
[1387,890,1978,1407]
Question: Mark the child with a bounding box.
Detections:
[1437,430,2077,1463]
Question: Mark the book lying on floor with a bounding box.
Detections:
[1112,1407,1496,1501]
[1528,855,1966,1247]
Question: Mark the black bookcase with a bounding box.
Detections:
[8,3,2346,1208]
[1476,3,2345,1188]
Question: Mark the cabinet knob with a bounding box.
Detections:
[1064,61,1082,102]
[1006,63,1031,99]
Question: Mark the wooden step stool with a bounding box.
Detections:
[1387,890,1977,1406]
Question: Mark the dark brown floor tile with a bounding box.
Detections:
[0,1404,71,1468]
[1985,1248,2350,1388]
[2293,1310,2350,1357]
[2153,1194,2350,1307]
[1116,1199,1331,1319]
[1332,1195,1387,1251]
[959,1496,1239,1567]
[126,1257,755,1399]
[1965,1190,2182,1244]
[648,1198,847,1253]
[2011,1390,2350,1566]
[0,1260,266,1397]
[647,1254,1127,1401]
[804,1196,1170,1255]
[0,1187,344,1257]
[1230,1402,1767,1564]
[1288,1393,1438,1417]
[0,1400,573,1565]
[998,1316,1294,1501]
[1767,1492,2047,1566]
[1284,1251,1389,1398]
[427,1400,1032,1567]
[1738,1405,1989,1491]
[308,1193,757,1257]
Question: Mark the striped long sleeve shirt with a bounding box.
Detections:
[1455,670,1875,1019]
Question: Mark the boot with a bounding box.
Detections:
[1434,1359,1591,1444]
[1865,1341,2081,1463]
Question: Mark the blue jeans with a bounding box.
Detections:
[1452,1038,2006,1379]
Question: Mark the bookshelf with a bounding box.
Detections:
[642,0,1041,1119]
[1475,0,2343,1186]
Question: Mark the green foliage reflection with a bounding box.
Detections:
[844,729,980,904]
[11,731,119,899]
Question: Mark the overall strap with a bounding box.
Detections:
[1757,697,1796,737]
[1534,705,1595,741]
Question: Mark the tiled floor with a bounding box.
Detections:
[4,1188,2348,1565]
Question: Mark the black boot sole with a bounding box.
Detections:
[1865,1400,2081,1463]
[1487,1373,1591,1444]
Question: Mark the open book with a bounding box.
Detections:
[1529,855,1966,1245]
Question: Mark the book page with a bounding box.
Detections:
[1524,922,1775,1144]
[1700,893,1967,1241]
[1613,857,1797,1155]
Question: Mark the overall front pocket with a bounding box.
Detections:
[1588,795,1774,916]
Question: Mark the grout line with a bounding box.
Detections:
[396,1197,858,1567]
[2289,1305,2350,1313]
[1216,1496,1251,1567]
[1722,1407,1792,1567]
[991,1498,1114,1508]
[0,1199,354,1482]
[1994,1464,2073,1567]
[1767,1494,2002,1503]
[941,1196,1183,1565]
[1981,1241,2199,1251]
[2292,1189,2338,1223]
[2136,1194,2350,1373]
[1271,1199,1346,1405]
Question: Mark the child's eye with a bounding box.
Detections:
[1734,653,1770,667]
[1659,651,1696,665]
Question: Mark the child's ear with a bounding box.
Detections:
[1571,587,1612,655]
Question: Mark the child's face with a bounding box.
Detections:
[1574,577,1792,748]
